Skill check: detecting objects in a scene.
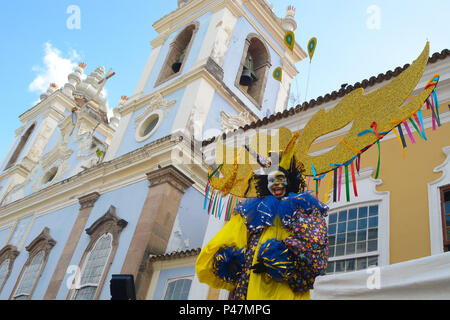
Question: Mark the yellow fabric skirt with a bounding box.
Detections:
[196,214,310,300]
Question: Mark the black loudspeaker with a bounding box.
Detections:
[110,274,136,300]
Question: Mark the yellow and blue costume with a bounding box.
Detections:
[196,43,439,300]
[196,192,328,300]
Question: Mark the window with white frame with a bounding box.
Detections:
[68,205,127,300]
[73,233,113,300]
[13,250,45,300]
[0,245,19,294]
[327,204,379,274]
[10,227,55,300]
[0,259,10,291]
[163,277,193,300]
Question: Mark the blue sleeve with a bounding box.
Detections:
[213,247,245,283]
[256,239,295,281]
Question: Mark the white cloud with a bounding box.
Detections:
[29,42,80,93]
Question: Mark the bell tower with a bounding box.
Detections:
[106,0,307,160]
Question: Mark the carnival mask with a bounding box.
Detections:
[267,170,287,199]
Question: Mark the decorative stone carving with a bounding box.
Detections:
[78,192,101,210]
[134,93,176,128]
[25,227,57,255]
[27,121,55,164]
[30,140,73,192]
[281,5,297,32]
[85,206,128,248]
[221,111,253,131]
[146,165,194,194]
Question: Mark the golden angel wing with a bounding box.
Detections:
[295,42,435,176]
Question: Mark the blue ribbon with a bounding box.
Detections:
[311,164,326,181]
[329,154,358,168]
[417,109,427,141]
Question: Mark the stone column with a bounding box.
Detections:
[120,165,194,299]
[43,192,100,300]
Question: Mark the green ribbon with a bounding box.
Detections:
[375,141,381,179]
[345,165,350,202]
[211,193,218,217]
[208,163,224,180]
[408,117,424,140]
[316,179,319,198]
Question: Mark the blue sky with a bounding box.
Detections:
[0,0,448,159]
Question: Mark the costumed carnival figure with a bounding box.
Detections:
[196,43,441,300]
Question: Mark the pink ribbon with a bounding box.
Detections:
[403,121,415,144]
[338,166,343,202]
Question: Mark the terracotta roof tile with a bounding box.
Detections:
[148,248,201,262]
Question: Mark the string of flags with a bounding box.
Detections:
[204,179,240,222]
[308,75,441,204]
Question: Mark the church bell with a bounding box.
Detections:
[172,48,187,73]
[240,54,258,86]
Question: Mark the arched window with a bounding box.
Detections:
[155,23,199,87]
[0,245,19,294]
[68,206,127,300]
[163,277,193,300]
[10,228,56,300]
[235,34,271,108]
[5,123,36,170]
[13,251,45,300]
[73,233,113,300]
[0,260,10,290]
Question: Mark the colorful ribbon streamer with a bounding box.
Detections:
[375,141,381,179]
[408,117,424,140]
[333,168,338,203]
[432,90,441,124]
[356,154,361,174]
[324,172,332,204]
[393,127,406,160]
[344,165,350,202]
[203,182,210,210]
[397,124,407,148]
[350,161,358,197]
[402,121,415,144]
[312,164,326,181]
[217,196,223,219]
[315,179,319,199]
[417,109,426,140]
[427,98,438,130]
